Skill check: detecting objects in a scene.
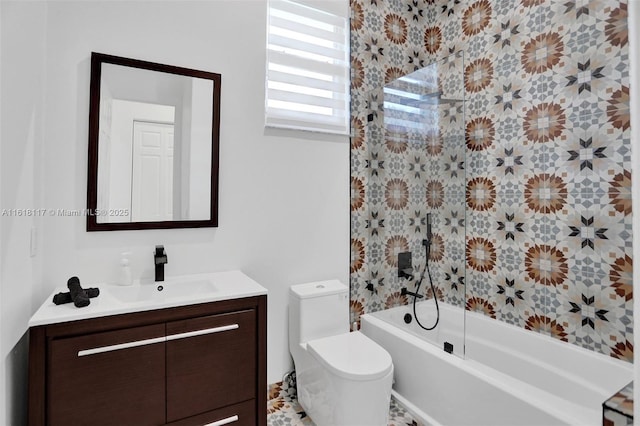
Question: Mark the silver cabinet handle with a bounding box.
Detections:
[204,414,239,426]
[77,324,238,356]
[166,324,239,341]
[78,336,165,357]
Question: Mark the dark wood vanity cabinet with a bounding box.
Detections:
[28,296,267,426]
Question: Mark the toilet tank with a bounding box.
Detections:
[289,280,349,347]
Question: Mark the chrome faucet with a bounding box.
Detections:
[154,245,168,282]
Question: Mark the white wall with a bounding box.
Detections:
[188,78,214,220]
[0,4,3,421]
[0,0,348,422]
[42,0,348,387]
[0,2,48,424]
[103,62,186,105]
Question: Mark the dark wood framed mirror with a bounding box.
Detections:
[87,52,221,231]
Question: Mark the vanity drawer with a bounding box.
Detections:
[166,309,257,422]
[47,323,166,426]
[166,399,255,426]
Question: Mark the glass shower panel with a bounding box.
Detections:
[368,51,466,358]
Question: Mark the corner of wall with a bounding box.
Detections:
[0,2,4,422]
[0,0,49,423]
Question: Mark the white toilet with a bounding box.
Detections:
[288,280,393,426]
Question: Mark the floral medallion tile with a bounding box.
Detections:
[548,271,616,350]
[494,269,533,325]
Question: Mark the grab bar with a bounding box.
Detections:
[204,415,239,426]
[78,324,239,356]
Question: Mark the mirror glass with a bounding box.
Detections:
[87,53,220,231]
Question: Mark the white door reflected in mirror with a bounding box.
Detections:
[132,121,175,222]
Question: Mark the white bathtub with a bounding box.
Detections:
[361,301,633,426]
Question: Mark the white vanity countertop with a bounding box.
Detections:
[29,270,268,327]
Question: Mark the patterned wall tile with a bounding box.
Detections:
[351,0,631,361]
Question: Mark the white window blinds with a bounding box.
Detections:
[266,0,350,135]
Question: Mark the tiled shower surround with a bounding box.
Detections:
[350,0,632,361]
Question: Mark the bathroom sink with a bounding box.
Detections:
[29,271,267,327]
[108,279,217,304]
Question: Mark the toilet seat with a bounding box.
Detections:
[307,331,393,381]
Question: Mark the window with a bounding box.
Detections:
[266,0,350,135]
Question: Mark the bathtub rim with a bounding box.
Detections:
[371,301,632,385]
[371,298,466,356]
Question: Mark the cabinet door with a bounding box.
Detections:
[166,309,257,422]
[48,324,166,426]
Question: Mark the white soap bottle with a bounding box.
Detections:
[119,252,133,286]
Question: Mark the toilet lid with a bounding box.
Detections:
[307,331,393,381]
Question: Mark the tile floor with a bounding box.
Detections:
[603,381,634,425]
[266,380,420,426]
